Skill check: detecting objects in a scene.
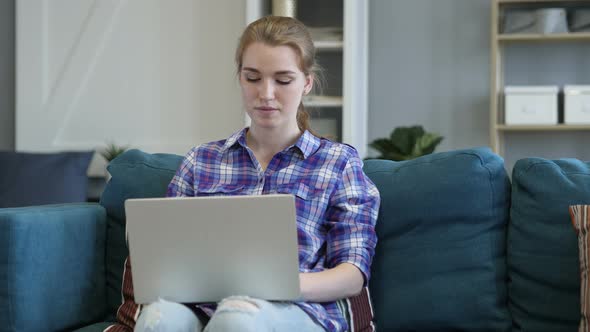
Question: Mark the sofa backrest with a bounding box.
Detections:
[99,149,183,317]
[508,158,590,331]
[99,148,590,331]
[363,147,512,331]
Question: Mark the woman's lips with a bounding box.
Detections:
[255,106,278,111]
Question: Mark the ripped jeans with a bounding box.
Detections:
[134,296,326,332]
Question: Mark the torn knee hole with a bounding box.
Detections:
[217,297,260,313]
[143,306,163,328]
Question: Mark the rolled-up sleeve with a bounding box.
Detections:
[166,148,197,197]
[325,152,380,285]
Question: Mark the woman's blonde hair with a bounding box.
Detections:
[235,16,323,133]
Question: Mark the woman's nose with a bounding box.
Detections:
[258,80,275,100]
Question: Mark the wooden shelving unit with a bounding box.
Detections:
[313,40,344,50]
[303,95,343,108]
[499,0,586,3]
[490,0,590,155]
[497,32,590,42]
[496,124,590,131]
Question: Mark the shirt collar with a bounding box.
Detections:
[221,128,321,159]
[295,129,321,159]
[221,128,247,152]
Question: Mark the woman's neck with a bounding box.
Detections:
[246,125,303,157]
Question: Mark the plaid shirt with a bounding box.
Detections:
[106,129,379,332]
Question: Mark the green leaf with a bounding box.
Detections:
[409,126,426,151]
[386,152,400,161]
[389,128,409,155]
[420,134,444,155]
[371,125,443,161]
[100,143,129,162]
[369,138,402,155]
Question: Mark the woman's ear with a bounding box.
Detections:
[303,74,314,95]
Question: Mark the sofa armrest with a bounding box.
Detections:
[0,203,107,332]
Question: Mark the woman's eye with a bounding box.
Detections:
[276,79,292,85]
[246,77,260,82]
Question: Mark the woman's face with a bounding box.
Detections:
[239,42,313,132]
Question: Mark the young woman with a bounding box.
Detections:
[106,15,379,332]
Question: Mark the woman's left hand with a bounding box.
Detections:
[298,263,364,302]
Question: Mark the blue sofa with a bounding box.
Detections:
[1,147,589,332]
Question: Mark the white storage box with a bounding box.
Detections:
[564,85,590,124]
[504,86,558,125]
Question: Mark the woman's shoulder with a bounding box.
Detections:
[181,138,231,161]
[197,139,228,152]
[193,129,245,154]
[181,129,246,163]
[318,138,361,160]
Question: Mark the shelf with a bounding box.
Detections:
[303,95,343,108]
[490,0,590,155]
[498,0,589,3]
[309,27,343,51]
[314,40,344,51]
[497,32,590,42]
[496,124,590,131]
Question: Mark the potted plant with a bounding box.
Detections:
[369,125,443,161]
[100,142,129,180]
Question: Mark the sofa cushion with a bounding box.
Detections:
[0,151,94,208]
[71,322,114,332]
[570,204,590,332]
[0,204,106,332]
[509,158,590,332]
[363,147,512,331]
[99,149,183,316]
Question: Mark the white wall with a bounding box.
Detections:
[14,1,246,153]
[15,1,246,175]
[368,0,490,154]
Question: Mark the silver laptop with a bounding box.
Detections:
[124,194,301,304]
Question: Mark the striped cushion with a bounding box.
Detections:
[337,287,375,332]
[570,204,590,332]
